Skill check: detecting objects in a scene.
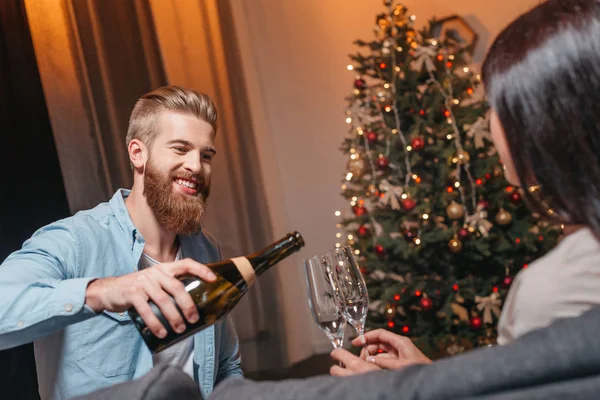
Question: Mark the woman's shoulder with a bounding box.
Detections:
[498,227,600,343]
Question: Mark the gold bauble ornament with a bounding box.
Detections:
[448,237,463,253]
[347,157,367,179]
[495,208,513,226]
[493,165,503,177]
[457,150,470,164]
[447,201,465,220]
[377,17,391,31]
[366,184,377,197]
[392,5,408,26]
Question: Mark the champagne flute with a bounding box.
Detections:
[324,246,370,355]
[304,255,347,350]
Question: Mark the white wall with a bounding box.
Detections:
[228,0,542,365]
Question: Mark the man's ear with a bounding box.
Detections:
[128,139,147,171]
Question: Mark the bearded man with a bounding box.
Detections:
[0,86,242,400]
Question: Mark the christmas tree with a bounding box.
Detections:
[337,1,561,357]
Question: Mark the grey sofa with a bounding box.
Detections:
[75,306,600,400]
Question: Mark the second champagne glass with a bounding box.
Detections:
[325,246,370,352]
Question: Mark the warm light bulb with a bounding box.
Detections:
[422,214,429,220]
[336,233,342,238]
[352,196,358,201]
[453,99,460,105]
[354,249,360,255]
[447,134,453,140]
[346,117,352,123]
[335,211,341,216]
[406,146,412,151]
[410,15,416,21]
[384,106,392,112]
[414,238,421,245]
[447,118,453,124]
[346,173,353,181]
[396,46,403,52]
[412,174,418,179]
[348,234,354,240]
[335,243,341,248]
[347,65,354,71]
[350,201,356,206]
[391,129,398,134]
[395,66,401,72]
[341,185,347,190]
[454,182,460,188]
[383,83,390,89]
[449,55,455,60]
[463,67,469,73]
[401,193,408,199]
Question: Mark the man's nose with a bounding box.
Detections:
[184,153,202,173]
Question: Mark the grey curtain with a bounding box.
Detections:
[25,0,287,374]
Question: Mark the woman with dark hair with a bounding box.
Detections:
[329,0,600,376]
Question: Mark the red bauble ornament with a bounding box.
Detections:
[411,137,425,151]
[374,244,385,257]
[458,228,469,239]
[470,316,483,330]
[477,200,489,209]
[509,191,522,205]
[366,131,378,144]
[353,206,368,217]
[354,78,366,90]
[402,198,417,211]
[502,276,513,287]
[420,297,434,311]
[358,225,370,238]
[377,156,389,170]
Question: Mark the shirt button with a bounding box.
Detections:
[64,303,73,312]
[17,321,24,328]
[119,312,124,316]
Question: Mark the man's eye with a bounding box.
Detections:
[173,147,186,153]
[202,153,214,161]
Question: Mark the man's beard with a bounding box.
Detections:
[143,159,210,235]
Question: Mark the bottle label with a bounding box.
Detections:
[231,257,256,288]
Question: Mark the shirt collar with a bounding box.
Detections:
[109,189,139,248]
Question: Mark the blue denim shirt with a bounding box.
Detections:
[0,189,243,400]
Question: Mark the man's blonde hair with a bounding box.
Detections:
[126,86,218,149]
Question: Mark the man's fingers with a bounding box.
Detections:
[131,297,167,339]
[145,281,186,334]
[160,275,199,324]
[164,258,216,282]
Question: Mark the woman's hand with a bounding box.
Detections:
[329,329,432,377]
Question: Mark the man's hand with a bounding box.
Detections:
[330,329,432,377]
[85,258,216,338]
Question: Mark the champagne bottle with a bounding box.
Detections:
[128,231,305,353]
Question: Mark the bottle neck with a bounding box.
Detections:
[249,232,304,276]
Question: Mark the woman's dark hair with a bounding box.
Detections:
[482,0,600,236]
